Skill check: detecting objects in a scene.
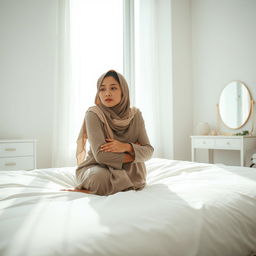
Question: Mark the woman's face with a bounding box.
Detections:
[99,76,122,107]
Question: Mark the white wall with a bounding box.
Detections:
[192,0,256,165]
[0,0,58,168]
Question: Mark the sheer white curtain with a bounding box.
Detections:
[52,0,173,167]
[133,0,173,159]
[52,0,123,167]
[52,0,73,167]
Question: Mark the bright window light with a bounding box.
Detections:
[69,0,123,153]
[70,0,123,118]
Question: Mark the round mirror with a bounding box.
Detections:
[219,81,252,129]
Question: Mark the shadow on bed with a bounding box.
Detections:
[216,163,256,181]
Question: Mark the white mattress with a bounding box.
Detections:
[0,158,256,256]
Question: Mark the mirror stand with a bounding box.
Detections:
[216,104,221,135]
[249,100,255,135]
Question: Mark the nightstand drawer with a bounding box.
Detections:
[215,139,241,149]
[0,142,34,157]
[193,138,215,148]
[0,156,35,171]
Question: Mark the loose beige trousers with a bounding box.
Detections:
[75,166,134,196]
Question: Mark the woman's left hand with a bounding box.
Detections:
[100,139,128,153]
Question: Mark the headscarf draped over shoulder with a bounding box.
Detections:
[76,70,137,165]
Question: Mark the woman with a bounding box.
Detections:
[70,70,153,196]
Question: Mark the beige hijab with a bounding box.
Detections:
[76,70,137,165]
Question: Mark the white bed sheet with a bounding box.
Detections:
[0,158,256,256]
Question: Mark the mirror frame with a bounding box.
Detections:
[217,80,254,130]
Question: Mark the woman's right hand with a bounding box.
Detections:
[123,153,135,163]
[100,139,129,153]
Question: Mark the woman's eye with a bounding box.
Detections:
[111,87,117,90]
[99,88,105,91]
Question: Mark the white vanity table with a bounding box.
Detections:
[191,136,256,166]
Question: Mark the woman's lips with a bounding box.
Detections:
[105,99,113,102]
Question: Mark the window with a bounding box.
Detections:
[53,0,172,167]
[70,0,124,117]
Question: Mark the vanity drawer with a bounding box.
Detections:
[193,138,215,148]
[0,156,35,171]
[215,139,241,149]
[0,142,34,157]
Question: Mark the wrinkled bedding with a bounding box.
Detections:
[0,158,256,256]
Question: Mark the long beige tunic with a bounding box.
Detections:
[75,110,154,196]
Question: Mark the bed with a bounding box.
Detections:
[0,158,256,256]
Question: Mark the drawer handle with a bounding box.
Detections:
[226,142,230,145]
[203,141,206,144]
[5,162,16,166]
[5,148,16,152]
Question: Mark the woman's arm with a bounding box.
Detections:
[100,139,135,163]
[99,111,154,163]
[85,111,126,169]
[129,111,154,163]
[100,139,134,153]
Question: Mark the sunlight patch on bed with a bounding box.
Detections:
[2,198,110,256]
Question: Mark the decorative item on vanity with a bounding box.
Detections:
[234,130,249,136]
[250,153,256,167]
[196,122,210,135]
[210,129,218,136]
[216,80,255,134]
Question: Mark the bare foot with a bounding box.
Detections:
[61,189,92,194]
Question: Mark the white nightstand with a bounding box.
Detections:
[191,136,256,167]
[0,139,37,171]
